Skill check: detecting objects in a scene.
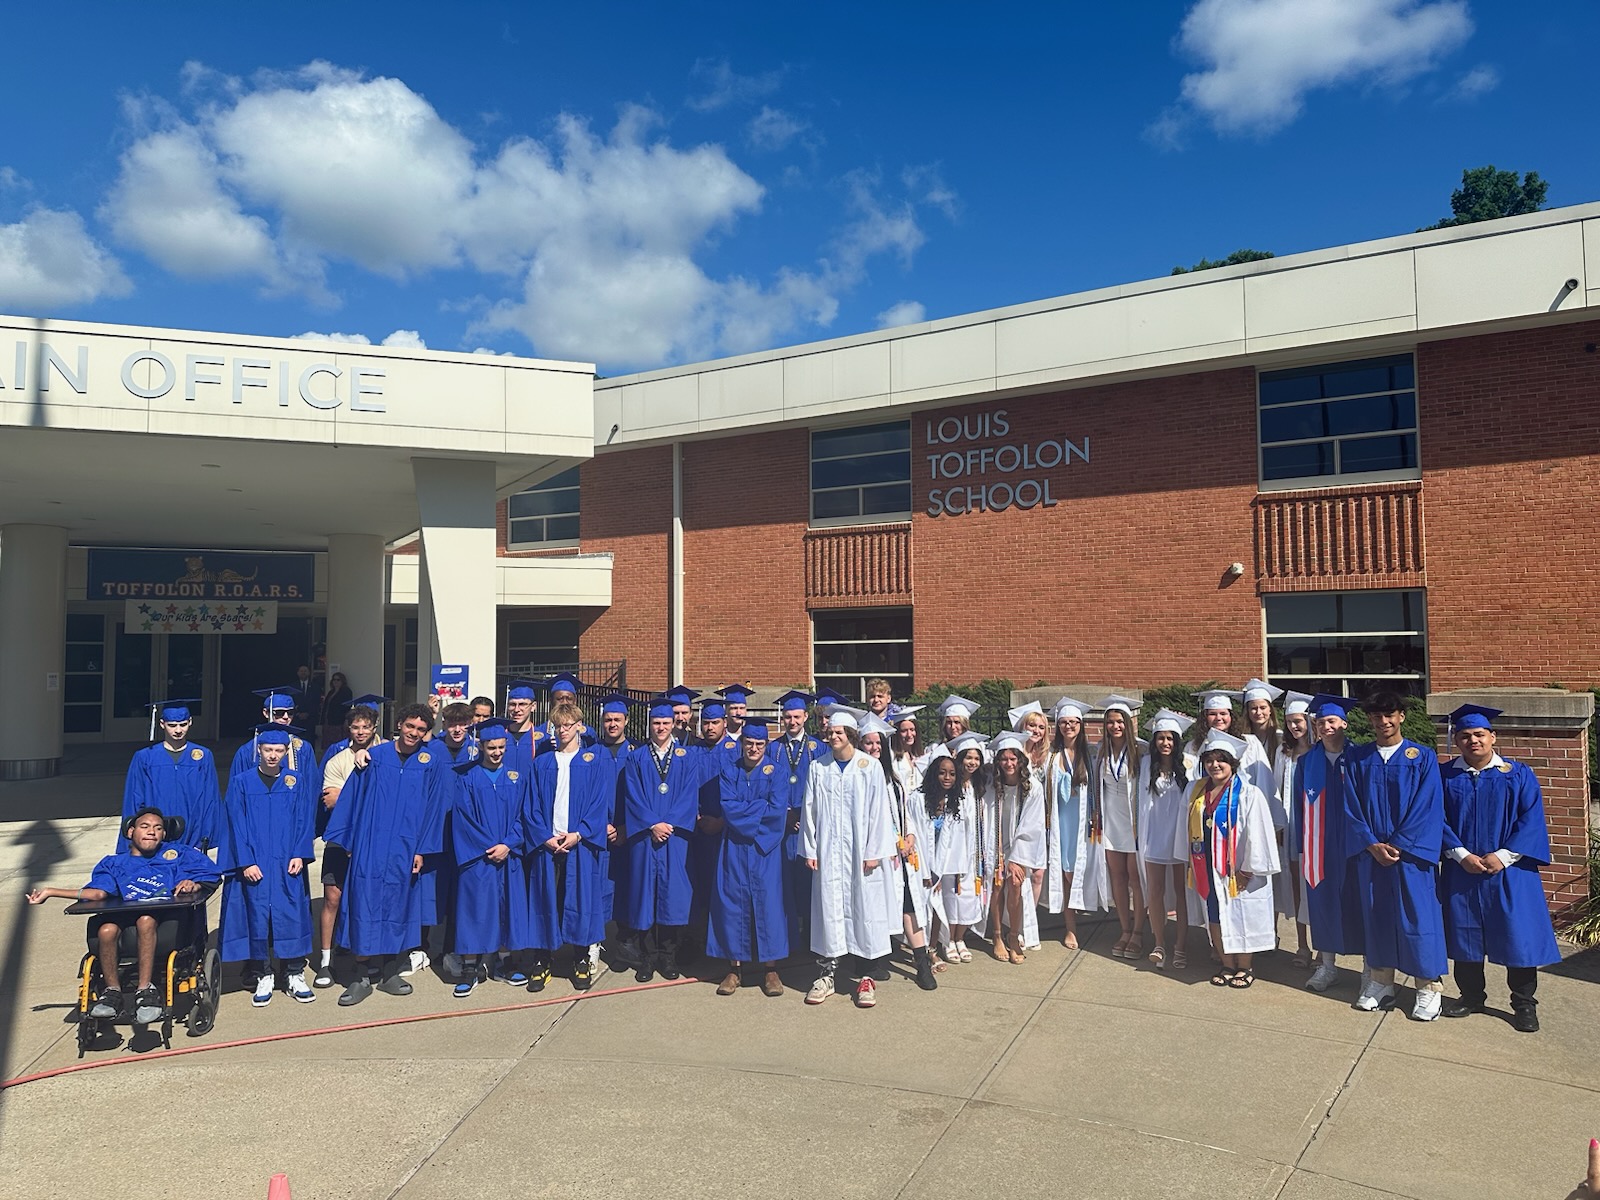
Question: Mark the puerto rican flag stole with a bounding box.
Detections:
[1299,749,1344,890]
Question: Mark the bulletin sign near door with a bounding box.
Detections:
[86,549,315,602]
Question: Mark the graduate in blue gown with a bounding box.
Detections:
[621,697,701,980]
[687,698,732,940]
[120,699,220,852]
[1344,690,1448,1020]
[763,690,824,945]
[1438,704,1561,1032]
[416,701,476,972]
[534,673,597,753]
[1292,694,1367,995]
[588,694,638,959]
[526,699,612,990]
[500,680,547,776]
[218,725,317,1005]
[449,720,529,997]
[716,684,755,743]
[323,702,445,1006]
[708,720,790,996]
[229,688,317,785]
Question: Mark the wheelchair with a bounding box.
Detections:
[67,884,221,1056]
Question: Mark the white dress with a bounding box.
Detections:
[1244,734,1295,921]
[887,777,936,933]
[801,749,898,959]
[1135,759,1189,868]
[906,789,948,932]
[1095,746,1139,854]
[1170,777,1282,954]
[1048,750,1108,913]
[932,784,983,931]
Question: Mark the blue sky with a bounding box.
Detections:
[1,1,1593,374]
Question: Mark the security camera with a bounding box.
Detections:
[1564,278,1580,292]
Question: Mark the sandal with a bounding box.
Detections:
[1210,970,1237,987]
[1291,949,1311,969]
[940,943,961,964]
[1171,948,1188,970]
[1148,945,1166,970]
[1228,970,1255,989]
[956,941,973,963]
[990,938,1009,962]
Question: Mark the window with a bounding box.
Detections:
[508,467,580,547]
[813,609,913,701]
[1258,354,1419,487]
[64,613,105,734]
[506,619,581,674]
[1264,589,1427,698]
[811,421,911,525]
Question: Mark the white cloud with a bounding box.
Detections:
[293,328,427,348]
[876,301,926,328]
[99,61,952,370]
[686,58,784,112]
[1166,0,1474,135]
[380,328,426,348]
[747,106,808,151]
[0,207,131,309]
[1444,63,1499,101]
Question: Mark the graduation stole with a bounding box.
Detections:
[968,786,987,897]
[1186,776,1243,901]
[892,779,919,871]
[1299,749,1339,890]
[1085,751,1105,844]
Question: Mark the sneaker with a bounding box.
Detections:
[338,976,374,1007]
[805,974,835,1005]
[855,977,877,1008]
[453,962,484,999]
[313,962,335,989]
[89,988,124,1020]
[1410,990,1442,1022]
[133,985,163,1025]
[527,961,551,993]
[505,965,530,986]
[252,973,276,1008]
[572,955,594,992]
[442,951,465,981]
[1306,964,1340,993]
[1353,980,1397,1012]
[376,972,413,996]
[286,973,315,1003]
[399,950,430,978]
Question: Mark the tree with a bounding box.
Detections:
[1170,248,1275,276]
[1427,165,1548,230]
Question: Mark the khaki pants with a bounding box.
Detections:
[1369,965,1442,991]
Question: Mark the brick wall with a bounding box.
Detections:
[1487,727,1591,920]
[910,367,1264,689]
[1421,320,1600,690]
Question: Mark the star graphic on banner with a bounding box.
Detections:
[233,621,246,631]
[188,622,200,631]
[140,620,154,631]
[253,606,266,618]
[137,603,152,615]
[251,620,264,630]
[160,621,174,631]
[197,604,210,618]
[165,604,178,615]
[234,604,251,618]
[211,618,226,630]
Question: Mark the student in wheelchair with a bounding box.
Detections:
[28,806,221,1026]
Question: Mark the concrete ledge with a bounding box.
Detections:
[1011,686,1144,713]
[1428,687,1595,732]
[0,757,61,781]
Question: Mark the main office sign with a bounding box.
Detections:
[87,549,315,600]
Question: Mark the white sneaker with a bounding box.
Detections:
[400,950,430,977]
[442,952,464,981]
[1306,963,1340,993]
[805,974,835,1005]
[1411,989,1442,1022]
[286,973,315,1003]
[1353,980,1396,1012]
[252,973,276,1008]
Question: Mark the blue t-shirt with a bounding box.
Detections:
[87,844,221,901]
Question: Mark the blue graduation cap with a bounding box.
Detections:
[664,684,700,706]
[545,672,580,696]
[252,722,302,746]
[505,679,539,702]
[699,700,726,720]
[1449,703,1501,731]
[774,689,814,712]
[814,686,849,709]
[740,718,771,740]
[1309,693,1352,721]
[648,695,677,720]
[717,685,755,705]
[145,697,200,740]
[473,718,511,740]
[348,693,389,709]
[598,692,632,715]
[252,686,298,712]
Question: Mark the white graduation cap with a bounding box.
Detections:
[1194,689,1239,713]
[1240,678,1285,705]
[989,729,1028,756]
[886,703,925,722]
[828,708,861,731]
[937,694,981,721]
[1282,690,1314,717]
[944,730,987,758]
[1098,694,1139,719]
[1007,700,1044,730]
[1197,728,1247,759]
[858,712,894,739]
[1146,708,1196,737]
[1051,697,1087,722]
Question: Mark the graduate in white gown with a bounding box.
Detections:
[1174,729,1281,989]
[1240,679,1298,929]
[859,713,939,992]
[926,694,984,763]
[888,704,929,799]
[979,729,1046,963]
[915,753,960,959]
[1137,709,1194,970]
[1010,702,1054,950]
[1093,695,1146,961]
[800,711,898,1010]
[1273,691,1316,965]
[935,731,988,962]
[1046,699,1102,949]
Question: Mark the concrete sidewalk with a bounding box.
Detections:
[0,809,1597,1199]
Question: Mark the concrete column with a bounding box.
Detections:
[413,458,497,710]
[414,546,437,705]
[1428,687,1595,924]
[0,524,68,780]
[325,533,386,704]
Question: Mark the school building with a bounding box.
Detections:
[4,203,1598,831]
